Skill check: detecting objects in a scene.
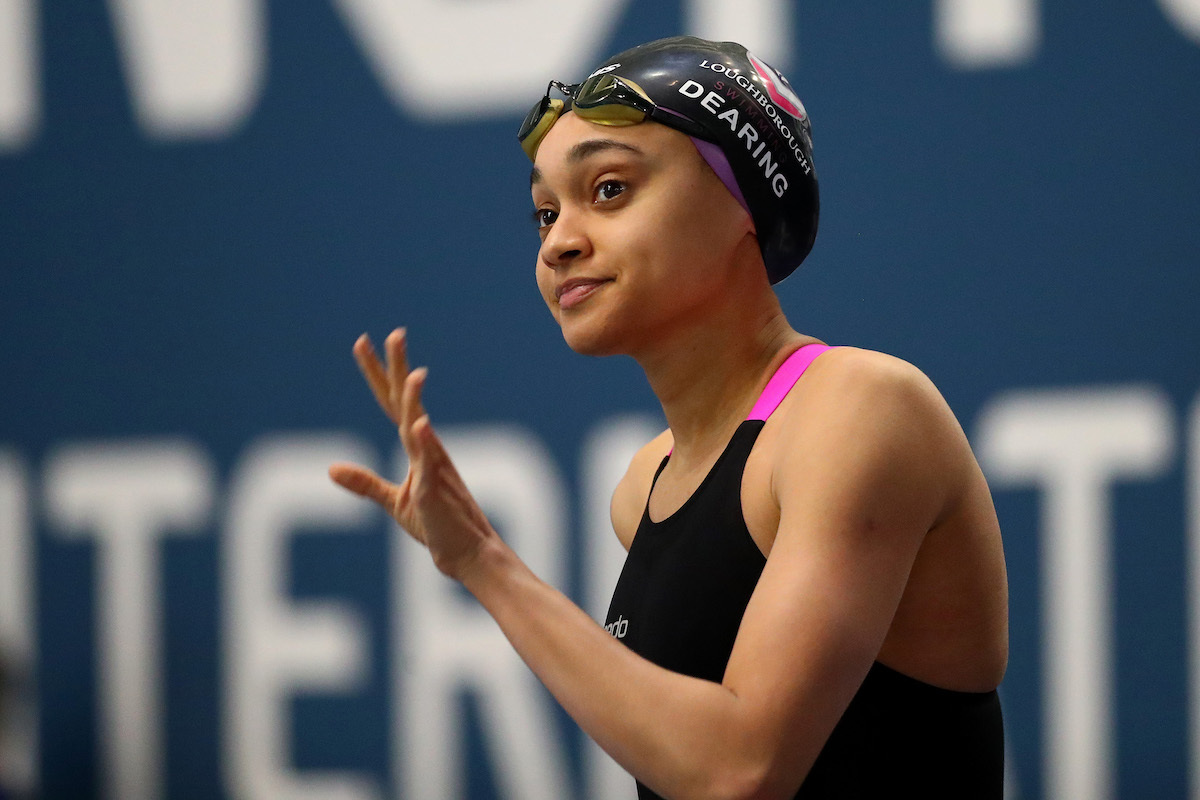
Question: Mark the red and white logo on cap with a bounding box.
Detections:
[748,52,807,121]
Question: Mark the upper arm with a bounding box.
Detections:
[609,428,674,551]
[721,350,963,792]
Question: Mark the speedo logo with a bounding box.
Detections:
[605,615,629,639]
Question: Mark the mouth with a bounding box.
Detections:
[555,277,613,310]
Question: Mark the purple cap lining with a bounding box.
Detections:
[654,105,753,223]
[688,136,753,222]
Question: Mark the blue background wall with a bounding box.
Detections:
[1,1,1198,798]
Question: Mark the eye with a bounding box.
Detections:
[595,179,626,203]
[531,207,558,229]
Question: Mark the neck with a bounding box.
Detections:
[631,290,809,465]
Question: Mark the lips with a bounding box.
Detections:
[555,277,612,310]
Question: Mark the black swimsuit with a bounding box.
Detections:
[604,345,1004,799]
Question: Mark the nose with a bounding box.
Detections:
[539,208,591,270]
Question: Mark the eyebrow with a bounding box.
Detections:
[530,138,645,186]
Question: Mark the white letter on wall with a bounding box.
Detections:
[579,415,661,800]
[332,0,630,119]
[684,0,792,69]
[224,435,380,800]
[935,0,1040,67]
[1160,0,1200,44]
[45,440,215,800]
[395,425,572,800]
[976,387,1175,800]
[105,0,264,137]
[0,0,38,150]
[0,452,36,794]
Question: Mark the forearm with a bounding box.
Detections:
[459,538,769,800]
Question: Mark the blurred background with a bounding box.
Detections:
[1,1,1198,798]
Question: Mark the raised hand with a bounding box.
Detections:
[329,328,498,579]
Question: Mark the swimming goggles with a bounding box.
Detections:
[518,74,714,161]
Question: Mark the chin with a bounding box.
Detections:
[559,318,627,358]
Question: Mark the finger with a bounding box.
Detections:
[395,366,429,469]
[407,414,449,507]
[409,415,486,526]
[411,413,468,495]
[352,334,400,424]
[329,462,398,509]
[385,328,411,412]
[411,413,447,464]
[402,367,429,436]
[386,329,419,453]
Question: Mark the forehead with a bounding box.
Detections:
[531,113,698,185]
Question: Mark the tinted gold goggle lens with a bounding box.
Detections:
[518,97,565,160]
[518,76,657,161]
[573,75,654,112]
[518,75,710,161]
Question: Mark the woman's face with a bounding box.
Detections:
[529,112,755,357]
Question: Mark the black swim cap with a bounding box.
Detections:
[586,36,819,284]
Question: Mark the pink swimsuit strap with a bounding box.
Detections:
[746,343,833,421]
[667,343,834,455]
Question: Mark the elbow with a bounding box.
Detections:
[654,712,813,800]
[727,772,797,800]
[714,775,777,800]
[684,757,801,800]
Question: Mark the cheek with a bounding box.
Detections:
[639,203,727,274]
[672,195,748,272]
[645,170,739,256]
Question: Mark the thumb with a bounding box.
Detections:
[329,462,396,508]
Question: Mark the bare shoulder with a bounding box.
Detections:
[781,346,961,442]
[768,346,974,519]
[609,428,674,551]
[801,346,943,403]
